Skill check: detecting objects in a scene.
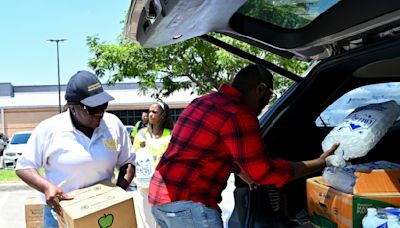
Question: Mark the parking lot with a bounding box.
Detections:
[0,182,37,228]
[0,175,235,228]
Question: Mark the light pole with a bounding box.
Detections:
[47,39,68,113]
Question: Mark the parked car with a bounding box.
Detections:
[2,131,31,169]
[125,125,135,135]
[125,0,400,226]
[0,137,7,169]
[0,138,6,156]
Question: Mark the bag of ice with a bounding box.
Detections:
[322,100,400,167]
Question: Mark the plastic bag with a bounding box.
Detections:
[322,100,400,167]
[134,146,154,188]
[322,161,400,193]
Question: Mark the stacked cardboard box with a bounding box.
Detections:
[307,166,400,228]
[24,195,44,228]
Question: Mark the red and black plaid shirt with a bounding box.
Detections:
[149,84,293,210]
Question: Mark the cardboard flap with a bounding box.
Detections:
[354,170,400,194]
[61,186,133,219]
[25,194,44,225]
[60,183,115,208]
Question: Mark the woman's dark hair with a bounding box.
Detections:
[151,101,174,131]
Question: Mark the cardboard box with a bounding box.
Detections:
[307,176,400,228]
[26,221,44,228]
[24,194,44,228]
[353,169,400,194]
[58,182,137,228]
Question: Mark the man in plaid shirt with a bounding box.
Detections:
[149,64,339,227]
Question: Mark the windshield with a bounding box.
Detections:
[238,0,341,29]
[10,133,31,144]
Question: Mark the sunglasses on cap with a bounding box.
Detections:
[80,102,108,115]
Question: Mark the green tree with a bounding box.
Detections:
[87,33,309,99]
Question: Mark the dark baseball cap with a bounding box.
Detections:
[65,70,114,107]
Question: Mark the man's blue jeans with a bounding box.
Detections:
[151,201,223,228]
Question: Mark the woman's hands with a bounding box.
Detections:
[44,182,73,216]
[16,168,73,216]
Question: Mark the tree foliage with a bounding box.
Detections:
[87,32,310,99]
[238,0,318,29]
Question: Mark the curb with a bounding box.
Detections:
[0,182,32,191]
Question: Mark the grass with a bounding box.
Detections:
[0,168,45,183]
[0,169,21,182]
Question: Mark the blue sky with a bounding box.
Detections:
[0,0,131,86]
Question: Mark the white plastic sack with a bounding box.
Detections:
[322,166,357,194]
[322,161,400,193]
[134,147,155,188]
[322,100,400,167]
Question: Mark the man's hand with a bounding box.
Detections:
[237,169,259,190]
[320,143,340,162]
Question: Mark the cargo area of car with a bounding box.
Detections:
[124,0,400,227]
[229,33,400,227]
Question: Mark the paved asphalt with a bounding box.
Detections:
[0,175,235,228]
[0,182,38,228]
[0,177,312,228]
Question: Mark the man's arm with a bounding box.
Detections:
[236,143,339,187]
[224,112,339,187]
[222,113,291,186]
[290,143,339,181]
[116,163,135,190]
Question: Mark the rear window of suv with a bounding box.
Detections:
[316,82,400,127]
[238,0,340,29]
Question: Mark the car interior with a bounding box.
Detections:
[242,34,400,227]
[125,0,400,227]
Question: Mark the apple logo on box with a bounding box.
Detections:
[98,214,114,228]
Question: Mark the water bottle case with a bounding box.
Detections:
[363,208,400,228]
[362,208,388,228]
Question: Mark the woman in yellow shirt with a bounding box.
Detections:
[132,101,174,228]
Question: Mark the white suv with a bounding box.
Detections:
[2,131,31,169]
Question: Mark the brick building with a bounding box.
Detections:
[0,82,198,137]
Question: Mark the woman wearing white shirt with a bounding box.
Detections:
[16,71,135,228]
[132,101,174,228]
